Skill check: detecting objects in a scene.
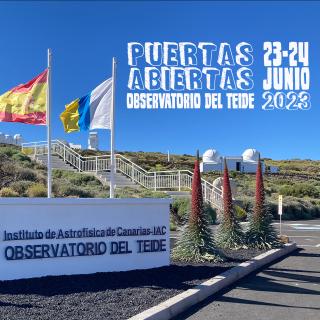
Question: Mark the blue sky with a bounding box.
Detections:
[0,1,319,159]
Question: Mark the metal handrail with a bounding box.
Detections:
[21,140,223,210]
[116,153,150,174]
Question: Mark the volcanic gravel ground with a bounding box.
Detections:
[0,249,263,320]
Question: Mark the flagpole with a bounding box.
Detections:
[47,48,52,198]
[110,57,116,198]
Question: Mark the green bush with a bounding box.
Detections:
[34,163,47,171]
[171,198,190,223]
[69,173,101,186]
[139,189,168,198]
[239,198,320,221]
[0,187,19,197]
[0,162,18,176]
[279,183,319,198]
[155,164,166,171]
[36,173,47,184]
[230,171,237,178]
[267,197,320,220]
[52,169,63,179]
[17,168,37,181]
[204,202,217,224]
[10,180,33,195]
[55,184,93,198]
[0,146,18,157]
[171,198,216,225]
[237,197,254,213]
[27,183,47,197]
[52,169,107,198]
[170,221,177,231]
[12,152,31,163]
[115,187,167,199]
[53,170,102,186]
[234,205,247,221]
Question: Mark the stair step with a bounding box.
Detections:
[35,154,141,189]
[166,191,191,198]
[35,154,77,172]
[166,191,191,196]
[96,171,140,188]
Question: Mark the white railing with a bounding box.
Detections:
[21,140,223,210]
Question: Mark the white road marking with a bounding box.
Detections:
[289,236,320,238]
[316,244,320,247]
[291,226,320,230]
[287,224,320,227]
[298,244,318,247]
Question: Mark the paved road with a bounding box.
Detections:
[173,219,320,320]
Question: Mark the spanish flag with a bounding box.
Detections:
[0,69,48,125]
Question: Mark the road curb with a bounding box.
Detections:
[128,243,297,320]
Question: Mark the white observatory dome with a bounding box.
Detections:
[202,149,221,163]
[242,148,260,162]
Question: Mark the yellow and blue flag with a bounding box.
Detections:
[60,78,112,133]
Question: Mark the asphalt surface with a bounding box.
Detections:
[0,250,263,320]
[173,219,320,320]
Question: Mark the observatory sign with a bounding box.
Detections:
[0,198,171,280]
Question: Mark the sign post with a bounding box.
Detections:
[47,48,52,198]
[109,57,117,198]
[278,194,283,236]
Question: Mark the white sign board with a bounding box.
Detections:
[0,198,171,280]
[278,195,283,216]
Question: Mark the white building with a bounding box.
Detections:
[200,148,278,173]
[69,143,82,150]
[14,134,23,145]
[88,132,99,151]
[0,132,23,145]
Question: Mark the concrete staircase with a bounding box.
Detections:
[35,154,77,171]
[35,154,139,189]
[96,171,140,189]
[23,140,223,210]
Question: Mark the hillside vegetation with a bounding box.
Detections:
[201,160,320,221]
[0,144,164,199]
[81,150,320,220]
[84,150,320,216]
[79,149,196,172]
[0,144,106,198]
[1,144,320,221]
